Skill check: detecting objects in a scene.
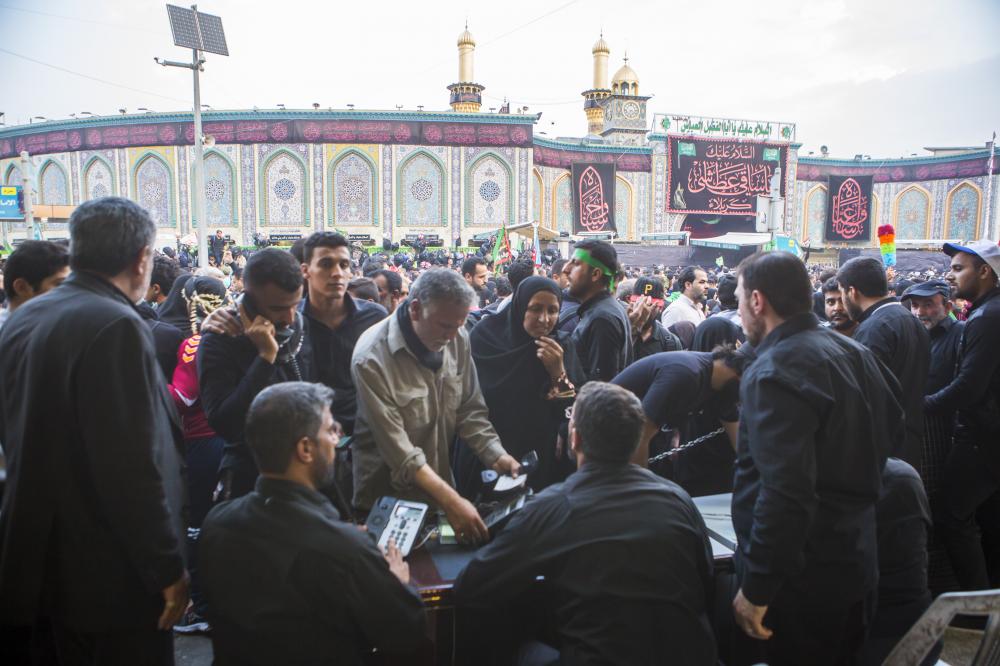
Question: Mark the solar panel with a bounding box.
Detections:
[195,12,229,56]
[165,4,229,57]
[166,5,202,51]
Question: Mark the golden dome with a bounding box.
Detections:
[458,28,476,47]
[592,35,610,54]
[613,62,638,85]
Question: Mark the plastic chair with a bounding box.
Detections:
[883,589,1000,665]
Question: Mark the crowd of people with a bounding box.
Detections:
[0,195,999,666]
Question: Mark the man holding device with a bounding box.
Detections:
[352,268,520,545]
[199,382,425,666]
[198,248,312,500]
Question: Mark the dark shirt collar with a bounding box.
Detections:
[930,316,955,337]
[577,290,613,316]
[857,296,900,323]
[255,476,338,517]
[66,271,139,310]
[577,459,633,477]
[300,291,357,329]
[395,299,443,371]
[970,287,1000,313]
[754,312,819,355]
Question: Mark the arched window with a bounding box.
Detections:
[553,173,572,233]
[398,150,446,226]
[39,161,69,205]
[616,176,633,240]
[261,149,308,227]
[802,184,826,245]
[532,169,544,228]
[465,153,513,226]
[945,182,982,240]
[331,150,377,227]
[4,163,22,187]
[893,185,931,240]
[84,157,114,200]
[133,153,175,227]
[203,151,236,226]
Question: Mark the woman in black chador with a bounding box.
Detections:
[456,276,583,494]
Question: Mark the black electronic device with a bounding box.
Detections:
[235,293,303,362]
[481,491,531,536]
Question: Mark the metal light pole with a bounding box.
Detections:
[19,151,37,238]
[159,4,229,266]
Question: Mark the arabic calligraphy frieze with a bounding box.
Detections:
[0,119,533,159]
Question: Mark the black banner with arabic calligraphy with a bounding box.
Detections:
[571,163,617,235]
[825,175,873,242]
[665,136,788,215]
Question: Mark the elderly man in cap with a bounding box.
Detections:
[901,279,964,593]
[925,240,1000,591]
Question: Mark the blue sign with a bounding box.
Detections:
[772,235,801,256]
[0,186,22,220]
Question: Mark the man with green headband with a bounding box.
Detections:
[566,239,632,382]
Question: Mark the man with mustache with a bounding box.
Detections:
[821,277,857,337]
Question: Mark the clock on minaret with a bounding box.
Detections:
[622,101,640,120]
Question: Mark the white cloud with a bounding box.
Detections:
[0,0,997,156]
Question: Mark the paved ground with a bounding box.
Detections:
[176,627,986,665]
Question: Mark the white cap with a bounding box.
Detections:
[943,239,1000,276]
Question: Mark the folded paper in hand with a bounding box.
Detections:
[494,474,527,492]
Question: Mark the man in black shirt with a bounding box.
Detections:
[838,256,929,467]
[565,239,632,381]
[612,349,743,479]
[299,232,387,436]
[861,457,934,666]
[902,280,963,396]
[198,248,311,499]
[732,251,902,666]
[200,382,426,666]
[926,240,1000,590]
[822,277,857,337]
[454,382,717,666]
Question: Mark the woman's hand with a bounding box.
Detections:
[535,336,564,379]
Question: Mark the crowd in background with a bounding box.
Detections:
[1,196,999,666]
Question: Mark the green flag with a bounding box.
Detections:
[678,142,697,157]
[763,147,779,162]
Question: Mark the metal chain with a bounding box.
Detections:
[648,427,726,465]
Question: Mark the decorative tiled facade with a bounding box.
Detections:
[2,109,995,248]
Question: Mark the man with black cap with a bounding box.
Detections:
[902,280,963,402]
[564,239,632,382]
[901,278,964,594]
[630,276,683,360]
[838,256,929,467]
[925,239,1000,590]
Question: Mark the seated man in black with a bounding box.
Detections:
[453,382,716,666]
[199,382,426,666]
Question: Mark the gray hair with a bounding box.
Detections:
[69,197,156,276]
[245,382,335,474]
[410,267,476,309]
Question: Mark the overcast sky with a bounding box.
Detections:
[1,0,997,158]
